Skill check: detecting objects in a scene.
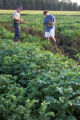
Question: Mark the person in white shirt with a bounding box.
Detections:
[12,6,26,42]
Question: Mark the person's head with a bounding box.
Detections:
[43,10,49,16]
[17,6,23,12]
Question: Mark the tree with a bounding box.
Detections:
[0,0,79,11]
[0,0,4,9]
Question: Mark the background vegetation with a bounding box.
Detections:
[0,11,80,120]
[0,0,80,11]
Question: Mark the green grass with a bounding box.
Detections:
[0,10,80,15]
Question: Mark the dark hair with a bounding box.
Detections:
[17,6,23,10]
[43,10,48,15]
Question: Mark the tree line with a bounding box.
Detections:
[0,0,80,11]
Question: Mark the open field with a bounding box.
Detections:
[0,10,80,120]
[0,10,80,58]
[0,10,80,15]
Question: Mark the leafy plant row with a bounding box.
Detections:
[0,38,80,120]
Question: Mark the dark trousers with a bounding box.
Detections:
[13,21,21,41]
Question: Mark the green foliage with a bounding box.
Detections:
[0,12,80,120]
[0,75,37,120]
[0,27,13,39]
[0,39,80,119]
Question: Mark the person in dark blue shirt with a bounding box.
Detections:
[43,10,56,43]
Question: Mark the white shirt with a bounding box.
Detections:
[13,11,20,20]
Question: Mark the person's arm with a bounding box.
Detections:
[47,16,55,27]
[45,15,55,27]
[43,18,47,27]
[20,16,27,24]
[47,21,55,27]
[43,18,55,28]
[13,15,26,24]
[44,22,50,28]
[44,22,54,27]
[12,15,20,22]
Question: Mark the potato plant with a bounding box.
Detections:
[0,11,80,120]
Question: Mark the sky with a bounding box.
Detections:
[72,0,80,5]
[59,0,80,5]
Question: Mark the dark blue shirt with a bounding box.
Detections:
[43,14,55,32]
